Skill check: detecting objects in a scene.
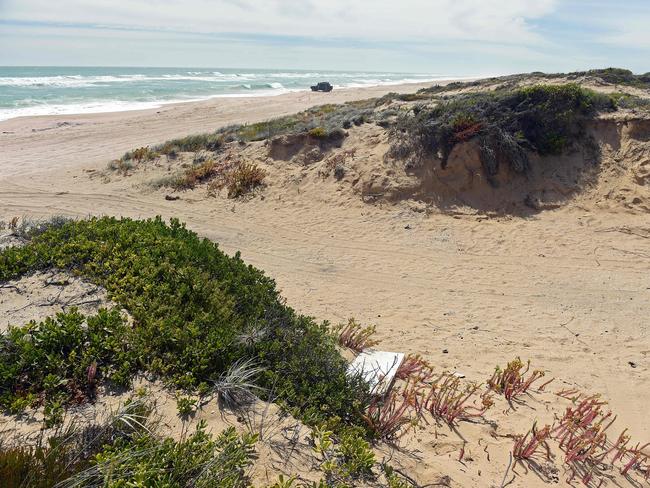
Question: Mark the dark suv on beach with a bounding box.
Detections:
[311,81,333,92]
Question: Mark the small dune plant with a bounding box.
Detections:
[205,161,266,198]
[509,389,650,485]
[487,357,550,404]
[174,159,218,190]
[333,318,378,353]
[176,395,198,418]
[311,426,376,485]
[224,162,267,198]
[362,386,419,441]
[396,354,434,383]
[422,373,493,426]
[512,422,552,462]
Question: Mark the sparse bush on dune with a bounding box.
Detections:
[390,84,615,177]
[118,101,374,163]
[206,161,266,198]
[171,159,218,190]
[583,68,650,88]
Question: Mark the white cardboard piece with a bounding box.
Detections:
[347,350,405,395]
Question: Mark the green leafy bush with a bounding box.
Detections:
[176,395,198,417]
[0,308,134,414]
[312,426,375,485]
[390,84,615,176]
[0,217,368,427]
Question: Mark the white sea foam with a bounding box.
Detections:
[0,69,481,121]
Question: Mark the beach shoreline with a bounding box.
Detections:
[0,80,451,178]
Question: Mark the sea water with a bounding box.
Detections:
[0,66,469,121]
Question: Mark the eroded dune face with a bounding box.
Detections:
[354,119,648,214]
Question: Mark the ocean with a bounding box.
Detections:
[0,67,462,121]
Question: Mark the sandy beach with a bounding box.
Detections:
[0,82,437,178]
[1,78,649,487]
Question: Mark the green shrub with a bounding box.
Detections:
[0,308,134,415]
[312,427,375,485]
[390,84,615,176]
[308,127,328,139]
[0,217,369,428]
[176,395,198,417]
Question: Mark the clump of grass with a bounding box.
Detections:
[158,133,224,154]
[61,420,257,488]
[209,359,265,411]
[390,84,615,177]
[333,318,378,353]
[0,396,153,488]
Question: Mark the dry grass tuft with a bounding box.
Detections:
[207,161,267,198]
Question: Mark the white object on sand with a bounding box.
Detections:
[347,350,404,395]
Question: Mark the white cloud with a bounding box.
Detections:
[1,0,558,45]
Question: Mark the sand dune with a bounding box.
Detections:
[1,78,650,487]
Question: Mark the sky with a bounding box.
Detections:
[0,0,649,74]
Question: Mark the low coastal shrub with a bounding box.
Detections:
[0,308,134,415]
[312,427,376,485]
[167,159,219,190]
[389,84,615,176]
[0,217,369,428]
